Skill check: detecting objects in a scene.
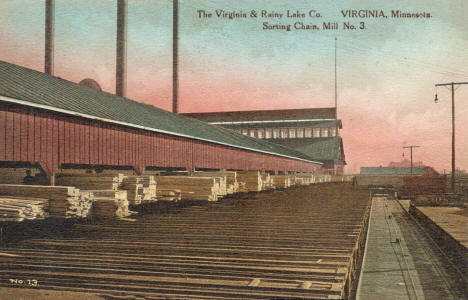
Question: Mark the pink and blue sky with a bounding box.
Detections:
[1,0,467,173]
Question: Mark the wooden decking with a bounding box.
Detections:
[0,183,370,299]
[416,206,468,248]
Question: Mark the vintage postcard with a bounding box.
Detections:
[0,0,466,299]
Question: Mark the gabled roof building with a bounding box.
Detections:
[183,108,346,174]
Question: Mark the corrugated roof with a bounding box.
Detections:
[360,166,430,175]
[182,108,336,122]
[219,120,342,129]
[269,137,344,163]
[0,60,321,164]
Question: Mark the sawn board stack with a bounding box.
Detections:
[0,184,93,219]
[294,173,315,186]
[191,173,227,197]
[237,171,263,192]
[49,190,94,218]
[119,176,156,205]
[86,190,133,218]
[55,173,125,190]
[0,168,42,185]
[156,189,182,201]
[261,173,275,190]
[0,197,47,222]
[271,174,292,189]
[155,176,221,201]
[194,171,239,194]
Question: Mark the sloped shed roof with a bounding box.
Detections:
[182,107,337,123]
[271,137,344,164]
[360,166,434,175]
[0,60,321,164]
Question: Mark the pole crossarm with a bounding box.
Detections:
[435,82,468,87]
[402,146,421,175]
[433,81,467,191]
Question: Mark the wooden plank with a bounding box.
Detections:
[11,106,22,162]
[57,116,65,166]
[20,109,29,162]
[0,104,5,160]
[27,108,35,163]
[51,116,59,171]
[5,107,14,161]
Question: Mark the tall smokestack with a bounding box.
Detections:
[116,0,127,97]
[45,0,54,75]
[172,0,179,113]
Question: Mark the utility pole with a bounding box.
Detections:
[45,0,54,75]
[172,0,179,113]
[434,81,468,191]
[334,37,337,119]
[403,145,420,175]
[116,0,127,97]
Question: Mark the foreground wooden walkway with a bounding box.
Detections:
[0,183,370,299]
[416,206,468,249]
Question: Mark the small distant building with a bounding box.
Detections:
[183,107,346,174]
[388,159,424,168]
[356,166,441,189]
[360,166,439,176]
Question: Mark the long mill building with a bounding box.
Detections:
[183,108,346,175]
[0,60,324,183]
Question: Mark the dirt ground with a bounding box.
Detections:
[454,206,468,217]
[0,288,103,300]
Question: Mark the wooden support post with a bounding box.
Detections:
[186,167,195,175]
[134,165,144,176]
[38,161,54,186]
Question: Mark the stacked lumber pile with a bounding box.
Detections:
[0,185,93,219]
[192,173,227,197]
[59,169,136,176]
[92,198,133,218]
[294,173,315,186]
[56,173,125,190]
[156,176,220,201]
[238,181,247,193]
[287,174,296,186]
[237,171,263,192]
[156,189,182,201]
[194,171,239,194]
[0,197,48,222]
[87,190,133,218]
[58,169,91,175]
[261,173,275,190]
[343,175,356,182]
[0,168,29,184]
[98,169,135,176]
[143,170,165,176]
[314,174,332,183]
[271,175,292,189]
[294,176,305,186]
[330,175,354,183]
[119,176,156,205]
[85,189,127,201]
[0,168,45,185]
[224,172,239,194]
[49,190,94,218]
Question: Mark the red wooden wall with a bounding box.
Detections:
[0,102,321,177]
[401,175,446,197]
